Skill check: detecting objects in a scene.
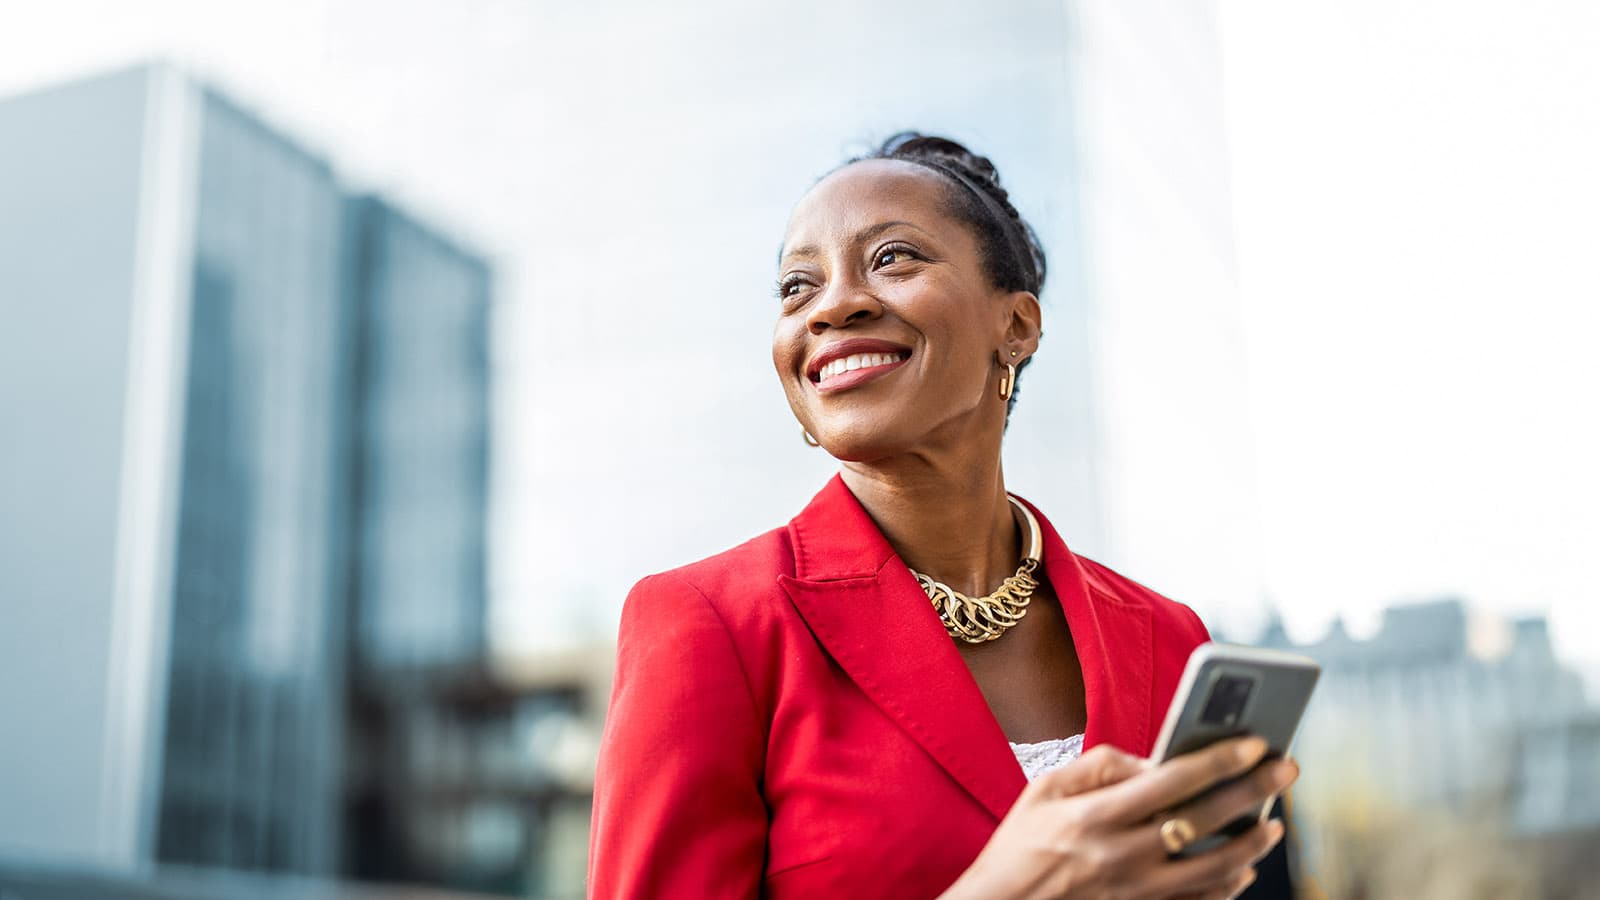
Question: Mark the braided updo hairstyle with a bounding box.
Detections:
[847,131,1047,420]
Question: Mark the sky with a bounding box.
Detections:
[2,0,1595,688]
[1217,1,1600,677]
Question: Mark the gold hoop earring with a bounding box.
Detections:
[802,427,822,447]
[998,363,1016,401]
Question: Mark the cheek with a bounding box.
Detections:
[771,317,804,377]
[901,294,996,384]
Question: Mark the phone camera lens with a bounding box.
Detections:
[1201,674,1255,727]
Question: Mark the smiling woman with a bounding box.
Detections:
[588,133,1298,900]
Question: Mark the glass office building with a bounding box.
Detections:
[153,88,350,874]
[343,196,491,674]
[0,63,491,881]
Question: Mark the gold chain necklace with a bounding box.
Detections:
[911,496,1044,644]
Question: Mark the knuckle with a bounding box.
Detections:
[1252,760,1286,791]
[1077,838,1110,873]
[1054,801,1095,840]
[1199,852,1238,882]
[1211,745,1245,778]
[1082,743,1115,761]
[1217,837,1259,868]
[1078,795,1119,828]
[1083,744,1131,775]
[1236,827,1273,861]
[1222,784,1268,818]
[1079,754,1115,783]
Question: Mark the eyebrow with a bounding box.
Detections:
[777,220,929,267]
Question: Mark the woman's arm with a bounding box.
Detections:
[589,573,768,899]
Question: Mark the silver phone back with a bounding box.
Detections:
[1152,642,1322,762]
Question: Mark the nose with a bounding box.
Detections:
[805,275,882,335]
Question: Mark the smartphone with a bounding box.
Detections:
[1149,642,1320,857]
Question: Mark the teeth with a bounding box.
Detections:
[818,351,903,381]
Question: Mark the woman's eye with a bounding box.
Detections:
[875,246,916,268]
[775,277,807,299]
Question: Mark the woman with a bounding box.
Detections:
[589,134,1298,899]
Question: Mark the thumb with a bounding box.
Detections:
[1033,743,1148,799]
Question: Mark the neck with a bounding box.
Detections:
[840,452,1021,597]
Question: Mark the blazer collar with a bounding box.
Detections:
[779,475,1153,822]
[1020,495,1154,757]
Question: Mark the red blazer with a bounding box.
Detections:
[589,476,1211,899]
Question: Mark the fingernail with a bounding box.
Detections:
[1269,818,1286,841]
[1273,760,1297,788]
[1237,736,1267,763]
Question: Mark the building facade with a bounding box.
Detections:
[0,63,491,880]
[342,196,492,674]
[1254,598,1597,834]
[152,81,351,876]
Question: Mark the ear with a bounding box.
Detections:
[1000,290,1042,361]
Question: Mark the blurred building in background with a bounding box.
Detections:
[345,646,609,897]
[153,73,351,875]
[1247,598,1600,896]
[341,195,491,675]
[0,63,509,894]
[336,195,603,896]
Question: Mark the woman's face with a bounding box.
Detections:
[773,159,1038,462]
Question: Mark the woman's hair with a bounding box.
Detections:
[847,132,1047,419]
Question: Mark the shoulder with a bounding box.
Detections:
[620,526,799,648]
[628,526,795,608]
[1074,554,1211,646]
[614,527,805,733]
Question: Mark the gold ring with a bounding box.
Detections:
[1159,816,1197,854]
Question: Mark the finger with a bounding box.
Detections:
[1134,818,1284,900]
[1031,742,1147,799]
[1168,866,1257,900]
[1184,864,1254,896]
[1143,757,1297,857]
[1086,736,1269,825]
[1093,813,1282,900]
[1226,867,1259,899]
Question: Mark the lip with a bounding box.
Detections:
[804,338,913,394]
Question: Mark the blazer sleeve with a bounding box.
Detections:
[588,573,768,899]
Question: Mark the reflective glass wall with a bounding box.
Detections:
[155,90,349,874]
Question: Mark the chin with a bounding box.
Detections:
[810,417,913,463]
[817,440,879,463]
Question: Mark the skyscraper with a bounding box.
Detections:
[0,63,491,878]
[341,195,492,674]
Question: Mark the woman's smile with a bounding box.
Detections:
[807,338,913,394]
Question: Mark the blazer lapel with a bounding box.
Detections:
[1021,497,1155,756]
[778,476,1026,821]
[779,478,1160,824]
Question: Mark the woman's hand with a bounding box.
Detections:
[939,736,1297,900]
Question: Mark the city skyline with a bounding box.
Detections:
[2,0,1596,696]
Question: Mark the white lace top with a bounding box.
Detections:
[1010,733,1085,781]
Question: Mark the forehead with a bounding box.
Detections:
[780,159,957,260]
